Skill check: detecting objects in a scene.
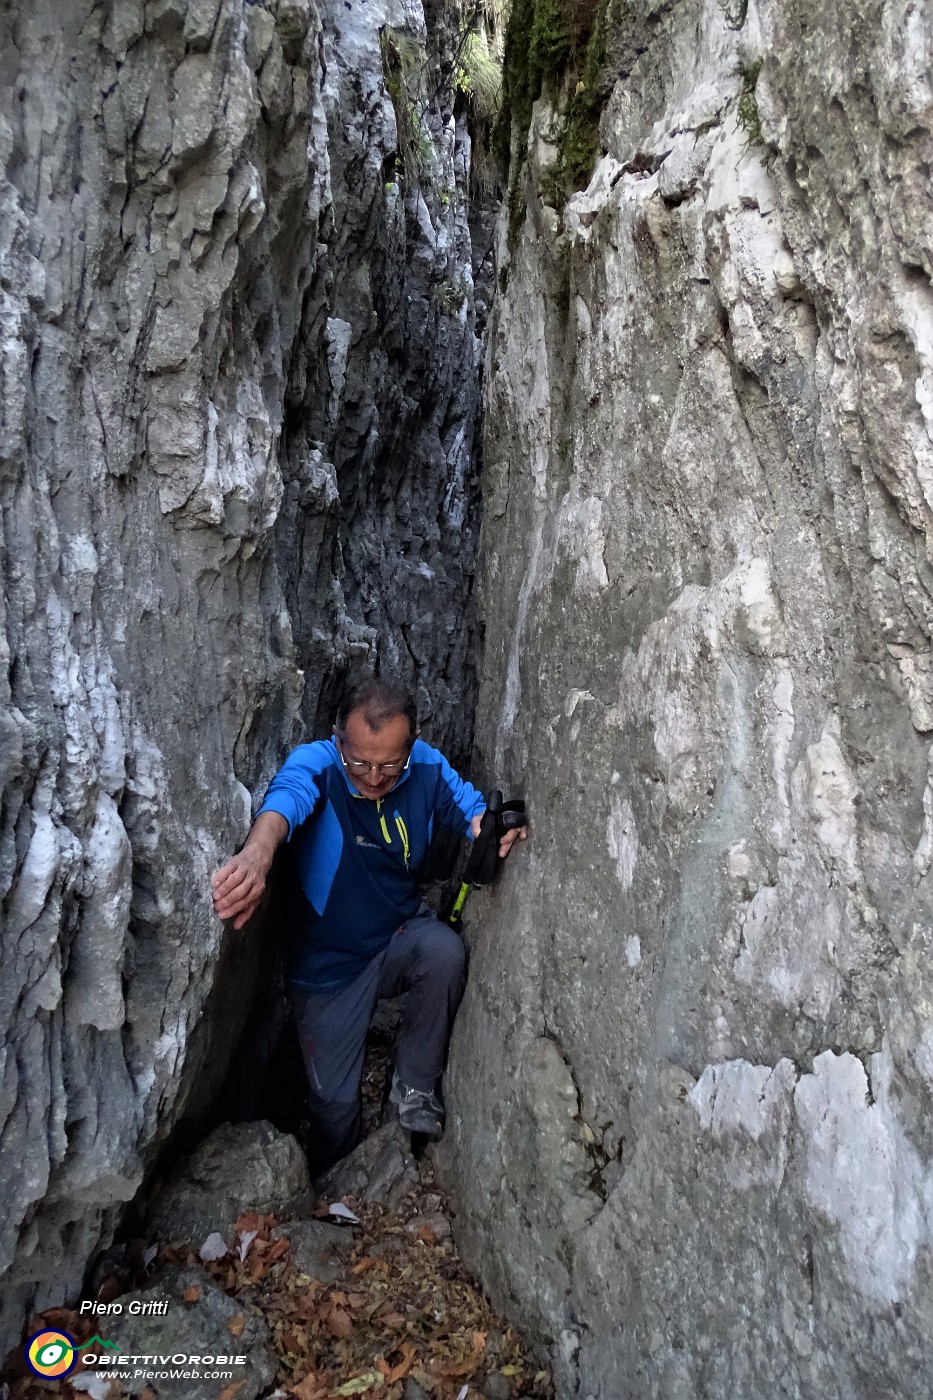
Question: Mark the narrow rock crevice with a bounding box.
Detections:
[0,0,487,1356]
[4,0,933,1395]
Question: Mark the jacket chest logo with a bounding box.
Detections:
[351,803,411,867]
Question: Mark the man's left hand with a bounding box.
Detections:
[470,812,528,858]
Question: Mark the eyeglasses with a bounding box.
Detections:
[337,738,412,779]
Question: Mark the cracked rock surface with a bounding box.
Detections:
[144,1120,312,1243]
[440,0,933,1395]
[0,0,480,1351]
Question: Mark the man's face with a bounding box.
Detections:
[335,709,414,801]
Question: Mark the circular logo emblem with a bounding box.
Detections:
[26,1329,77,1378]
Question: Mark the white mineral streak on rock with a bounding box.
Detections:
[497,522,547,773]
[69,795,133,1031]
[727,840,752,879]
[805,722,860,878]
[765,663,795,849]
[688,1057,795,1188]
[795,1049,933,1306]
[606,795,638,891]
[913,747,933,880]
[325,317,353,419]
[559,490,610,596]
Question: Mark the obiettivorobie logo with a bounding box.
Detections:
[26,1330,120,1379]
[27,1330,75,1379]
[26,1324,248,1384]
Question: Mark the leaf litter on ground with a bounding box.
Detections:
[9,1153,552,1400]
[7,1036,552,1400]
[200,1152,553,1400]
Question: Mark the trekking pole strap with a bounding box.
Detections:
[462,789,502,887]
[446,790,528,927]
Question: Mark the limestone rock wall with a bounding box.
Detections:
[441,0,933,1395]
[0,0,479,1347]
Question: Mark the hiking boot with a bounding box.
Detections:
[390,1070,444,1138]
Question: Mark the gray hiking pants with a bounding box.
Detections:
[290,910,467,1173]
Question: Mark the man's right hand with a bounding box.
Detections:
[211,811,288,929]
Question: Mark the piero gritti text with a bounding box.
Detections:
[79,1299,169,1316]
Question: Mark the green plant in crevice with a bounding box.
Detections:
[433,278,467,315]
[494,0,614,244]
[380,27,434,184]
[455,28,502,119]
[453,17,504,203]
[736,56,763,144]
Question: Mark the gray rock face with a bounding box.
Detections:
[0,0,480,1351]
[271,1218,351,1282]
[96,1267,276,1398]
[442,0,933,1396]
[145,1120,311,1243]
[315,1120,417,1208]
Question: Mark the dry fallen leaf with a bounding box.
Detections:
[375,1341,417,1383]
[427,1355,480,1379]
[351,1256,378,1275]
[378,1311,406,1329]
[95,1275,123,1305]
[289,1373,327,1400]
[181,1285,202,1304]
[332,1374,383,1396]
[216,1382,246,1400]
[234,1210,266,1235]
[325,1305,353,1339]
[237,1229,259,1261]
[267,1236,290,1264]
[151,1130,552,1400]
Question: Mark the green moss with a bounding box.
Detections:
[507,182,527,249]
[491,0,538,177]
[736,57,762,144]
[529,0,574,77]
[554,0,611,194]
[495,0,613,241]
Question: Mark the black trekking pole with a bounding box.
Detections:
[447,789,528,930]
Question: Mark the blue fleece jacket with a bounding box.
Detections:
[256,737,484,990]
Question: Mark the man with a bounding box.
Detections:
[211,678,524,1173]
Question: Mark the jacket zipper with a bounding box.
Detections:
[394,811,410,867]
